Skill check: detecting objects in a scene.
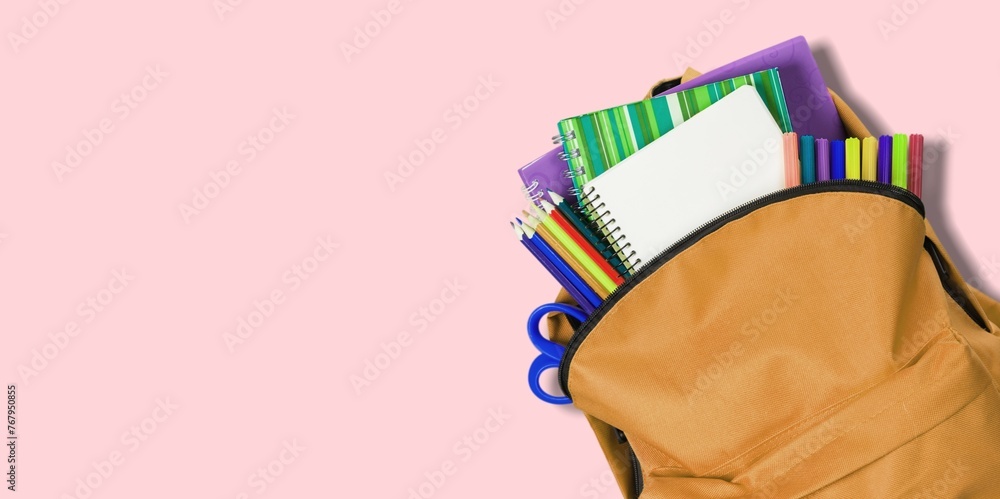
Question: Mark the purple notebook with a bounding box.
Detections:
[518,151,573,206]
[519,36,845,203]
[666,36,845,141]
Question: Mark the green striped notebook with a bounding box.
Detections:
[556,68,793,199]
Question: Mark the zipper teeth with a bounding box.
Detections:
[557,180,924,396]
[630,449,643,497]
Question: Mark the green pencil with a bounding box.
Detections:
[892,134,909,189]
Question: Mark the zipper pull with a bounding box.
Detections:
[614,427,628,444]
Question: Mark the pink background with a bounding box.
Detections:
[2,0,998,497]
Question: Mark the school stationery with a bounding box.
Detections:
[549,191,630,276]
[557,69,793,200]
[909,134,924,197]
[515,223,599,314]
[878,135,893,184]
[526,302,587,404]
[862,136,878,181]
[892,133,909,189]
[845,137,861,180]
[816,138,830,181]
[526,216,608,297]
[518,152,575,205]
[662,36,846,140]
[831,140,846,180]
[580,86,785,270]
[800,135,816,184]
[784,133,800,187]
[521,222,603,312]
[531,204,622,292]
[541,199,625,287]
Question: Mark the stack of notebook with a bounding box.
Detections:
[512,36,925,307]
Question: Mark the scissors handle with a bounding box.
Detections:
[527,303,589,405]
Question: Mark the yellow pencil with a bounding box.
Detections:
[535,211,617,295]
[862,136,877,181]
[845,137,861,180]
[527,218,609,298]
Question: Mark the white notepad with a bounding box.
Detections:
[581,85,785,270]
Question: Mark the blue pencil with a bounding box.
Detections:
[515,224,597,314]
[831,140,846,180]
[518,222,601,312]
[877,135,893,184]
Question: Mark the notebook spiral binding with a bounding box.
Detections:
[520,180,543,203]
[579,186,640,273]
[558,149,581,161]
[551,130,576,144]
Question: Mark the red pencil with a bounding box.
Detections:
[539,200,625,286]
[908,134,923,198]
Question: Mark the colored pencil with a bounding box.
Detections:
[514,222,598,313]
[815,138,830,182]
[800,135,816,184]
[831,140,846,180]
[527,204,617,289]
[548,191,630,277]
[541,199,624,287]
[892,134,909,189]
[861,137,877,181]
[527,215,614,297]
[909,134,923,197]
[845,138,861,180]
[520,222,602,311]
[877,135,893,184]
[783,132,799,187]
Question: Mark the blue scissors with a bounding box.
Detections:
[527,302,589,404]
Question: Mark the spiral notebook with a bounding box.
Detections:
[582,85,786,270]
[557,68,792,202]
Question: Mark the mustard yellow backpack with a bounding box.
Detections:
[547,71,1000,498]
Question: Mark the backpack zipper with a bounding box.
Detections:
[630,447,644,497]
[558,180,925,398]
